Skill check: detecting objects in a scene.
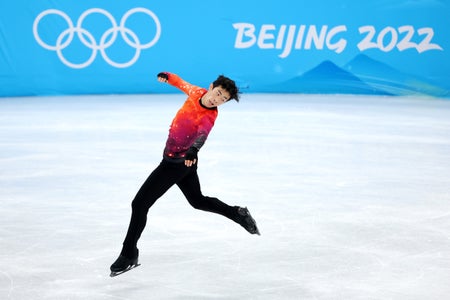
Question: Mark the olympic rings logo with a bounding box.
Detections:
[33,8,161,68]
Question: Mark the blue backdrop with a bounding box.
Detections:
[0,0,449,97]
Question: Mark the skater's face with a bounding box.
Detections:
[201,85,230,108]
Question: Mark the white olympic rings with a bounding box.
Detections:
[33,8,161,68]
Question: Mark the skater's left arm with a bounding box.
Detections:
[184,135,206,167]
[184,119,214,167]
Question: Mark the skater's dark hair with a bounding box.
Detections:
[212,75,240,102]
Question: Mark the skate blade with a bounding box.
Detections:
[254,227,261,235]
[245,210,261,236]
[110,263,141,277]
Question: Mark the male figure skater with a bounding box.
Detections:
[110,72,259,276]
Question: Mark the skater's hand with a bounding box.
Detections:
[157,72,169,83]
[185,159,196,167]
[185,147,198,167]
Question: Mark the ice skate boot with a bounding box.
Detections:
[110,250,140,277]
[235,207,260,235]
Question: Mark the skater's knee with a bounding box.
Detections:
[189,199,204,210]
[186,196,208,211]
[188,196,219,212]
[131,197,147,211]
[131,194,158,212]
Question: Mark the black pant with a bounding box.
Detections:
[121,159,237,257]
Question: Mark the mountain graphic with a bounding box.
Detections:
[299,60,391,94]
[343,54,449,97]
[266,60,392,95]
[260,55,449,97]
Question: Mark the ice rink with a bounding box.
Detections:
[1,94,450,300]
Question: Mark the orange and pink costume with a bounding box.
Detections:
[163,73,218,161]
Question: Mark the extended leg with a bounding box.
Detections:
[176,168,236,218]
[177,168,260,235]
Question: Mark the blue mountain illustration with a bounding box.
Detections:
[268,60,392,95]
[261,55,449,97]
[343,54,449,97]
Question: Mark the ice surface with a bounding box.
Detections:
[1,94,450,299]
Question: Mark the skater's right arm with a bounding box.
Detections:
[156,72,199,95]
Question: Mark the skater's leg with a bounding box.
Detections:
[121,160,188,257]
[176,167,236,219]
[177,166,260,235]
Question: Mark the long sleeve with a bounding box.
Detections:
[166,72,198,96]
[162,74,218,162]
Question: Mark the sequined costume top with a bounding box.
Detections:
[162,73,218,162]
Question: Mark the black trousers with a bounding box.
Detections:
[121,159,237,257]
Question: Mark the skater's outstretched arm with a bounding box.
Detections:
[156,72,198,96]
